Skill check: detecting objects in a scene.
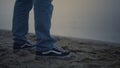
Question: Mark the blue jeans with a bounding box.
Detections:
[12,0,56,51]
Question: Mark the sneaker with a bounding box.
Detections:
[13,42,34,53]
[35,46,71,60]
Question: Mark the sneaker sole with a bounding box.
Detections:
[35,53,72,60]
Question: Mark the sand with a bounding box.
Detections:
[0,30,120,68]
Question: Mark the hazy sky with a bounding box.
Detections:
[0,0,120,43]
[52,0,120,43]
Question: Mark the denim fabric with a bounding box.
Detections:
[12,0,56,51]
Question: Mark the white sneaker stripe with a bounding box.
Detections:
[20,43,31,48]
[42,50,62,55]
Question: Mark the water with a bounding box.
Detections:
[0,0,120,43]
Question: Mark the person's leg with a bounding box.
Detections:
[34,0,71,59]
[12,0,33,44]
[34,0,56,52]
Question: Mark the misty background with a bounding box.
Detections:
[0,0,120,43]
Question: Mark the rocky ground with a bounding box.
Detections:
[0,30,120,68]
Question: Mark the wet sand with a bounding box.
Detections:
[0,30,120,68]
